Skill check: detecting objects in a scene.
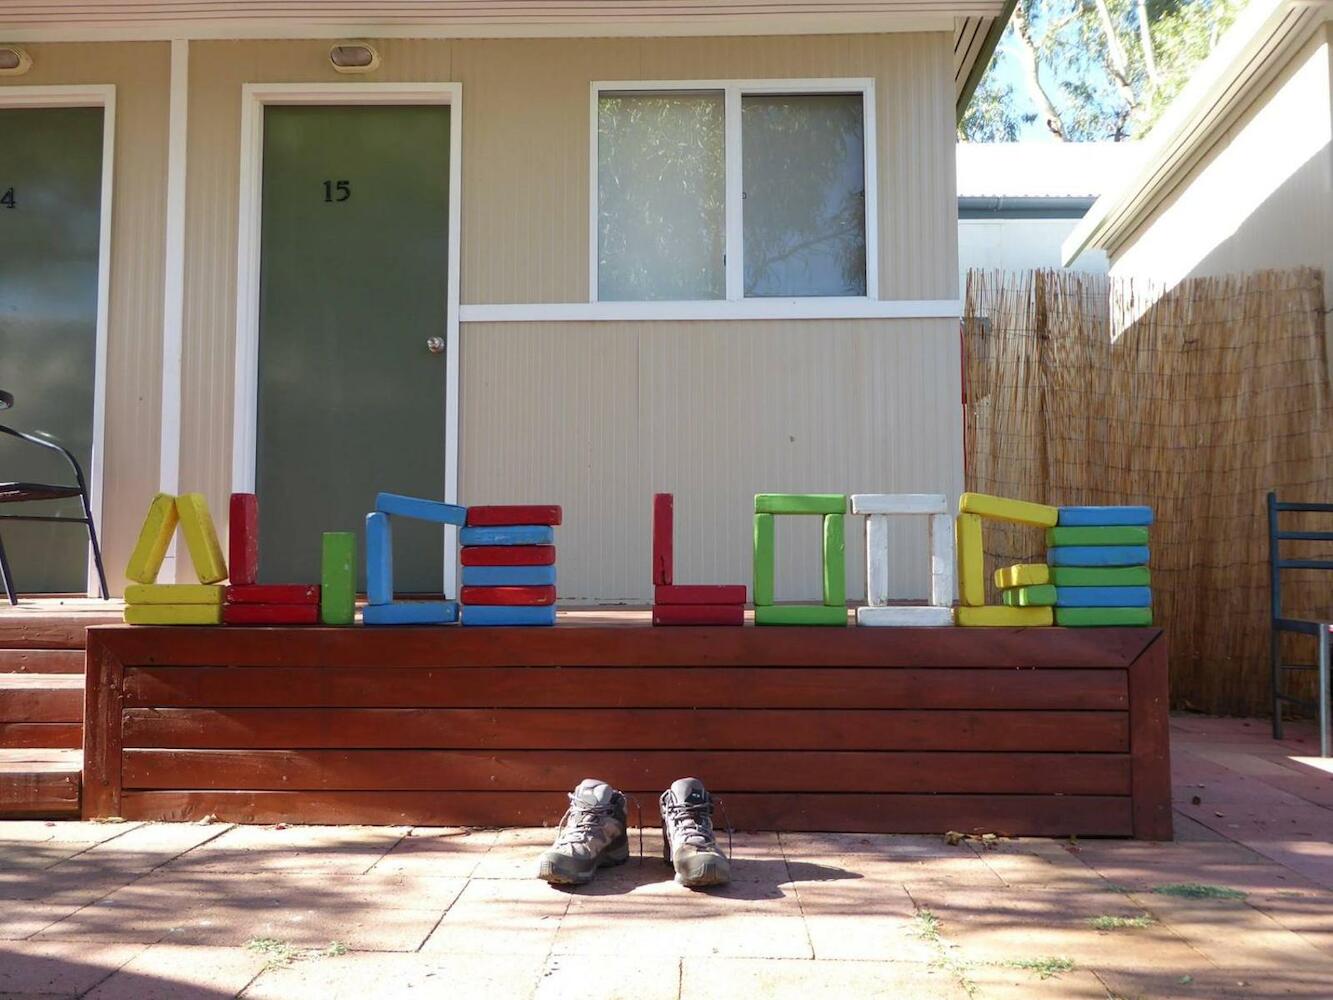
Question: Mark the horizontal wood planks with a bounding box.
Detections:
[0,749,81,818]
[84,622,1169,837]
[0,649,85,674]
[0,723,82,749]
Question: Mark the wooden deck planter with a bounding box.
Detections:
[83,621,1171,838]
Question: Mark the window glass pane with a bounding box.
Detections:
[597,92,725,301]
[742,93,866,297]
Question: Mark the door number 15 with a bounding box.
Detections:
[322,180,351,203]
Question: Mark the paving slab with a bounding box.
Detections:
[368,827,499,877]
[240,951,548,1000]
[165,825,407,875]
[84,944,266,1000]
[535,955,681,1000]
[969,964,1110,999]
[421,876,570,956]
[788,876,932,962]
[0,901,83,941]
[679,956,966,999]
[0,941,148,996]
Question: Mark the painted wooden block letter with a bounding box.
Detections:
[929,512,955,608]
[823,513,845,608]
[125,493,179,584]
[1046,525,1150,547]
[459,585,557,606]
[655,584,746,606]
[466,505,562,527]
[1048,565,1150,587]
[1055,606,1153,627]
[363,600,461,626]
[863,514,890,608]
[374,493,467,526]
[849,494,948,515]
[124,583,224,605]
[1057,505,1153,527]
[752,513,775,607]
[994,563,1050,590]
[1053,586,1152,608]
[652,604,745,626]
[955,512,985,607]
[1001,584,1057,607]
[856,606,954,627]
[458,525,554,547]
[959,492,1059,528]
[754,605,847,626]
[365,512,393,606]
[460,545,556,567]
[225,584,321,605]
[228,492,259,586]
[222,603,320,626]
[175,493,228,584]
[653,493,673,586]
[461,604,557,626]
[755,493,847,515]
[1046,545,1150,568]
[461,564,557,587]
[123,603,222,626]
[955,605,1054,627]
[321,531,357,626]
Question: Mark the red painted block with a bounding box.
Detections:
[221,603,320,625]
[226,584,321,605]
[466,505,563,527]
[228,493,259,586]
[653,493,673,585]
[460,545,556,567]
[652,603,744,626]
[460,585,557,606]
[655,584,746,606]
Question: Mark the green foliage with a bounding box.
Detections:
[961,0,1247,142]
[1002,955,1077,978]
[1090,913,1156,930]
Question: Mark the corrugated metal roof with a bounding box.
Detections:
[956,141,1144,199]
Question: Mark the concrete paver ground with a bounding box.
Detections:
[2,716,1331,999]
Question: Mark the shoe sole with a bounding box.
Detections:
[537,840,630,885]
[674,855,731,888]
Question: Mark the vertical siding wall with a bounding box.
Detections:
[1,43,170,589]
[174,33,959,601]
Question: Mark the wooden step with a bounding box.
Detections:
[0,649,85,673]
[0,674,84,748]
[0,748,81,818]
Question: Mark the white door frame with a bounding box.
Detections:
[231,82,463,597]
[0,85,115,597]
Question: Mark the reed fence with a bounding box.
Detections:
[962,267,1333,716]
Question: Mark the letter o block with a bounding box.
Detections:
[752,493,847,626]
[850,494,954,627]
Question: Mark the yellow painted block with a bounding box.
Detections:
[124,603,223,626]
[994,563,1050,590]
[956,605,1054,627]
[175,493,228,584]
[956,512,985,607]
[959,492,1058,528]
[125,583,225,605]
[125,493,179,584]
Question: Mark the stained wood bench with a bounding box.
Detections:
[83,620,1171,838]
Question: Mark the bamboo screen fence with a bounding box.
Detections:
[962,267,1333,716]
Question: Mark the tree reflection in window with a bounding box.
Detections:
[597,92,725,301]
[742,94,866,297]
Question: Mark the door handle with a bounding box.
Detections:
[425,337,445,354]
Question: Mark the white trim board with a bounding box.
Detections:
[158,39,189,583]
[0,84,116,597]
[589,77,879,305]
[230,81,463,598]
[459,299,962,323]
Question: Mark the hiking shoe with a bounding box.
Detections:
[537,778,630,884]
[660,777,731,887]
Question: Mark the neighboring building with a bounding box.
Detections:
[957,141,1142,290]
[1064,0,1333,366]
[0,1,1013,602]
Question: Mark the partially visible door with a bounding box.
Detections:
[256,104,450,592]
[0,107,103,593]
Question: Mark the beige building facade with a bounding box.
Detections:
[1,3,1006,602]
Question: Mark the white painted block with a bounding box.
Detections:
[928,512,956,607]
[850,493,949,515]
[865,514,890,607]
[856,605,955,627]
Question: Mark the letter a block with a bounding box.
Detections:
[752,494,847,627]
[850,494,953,626]
[125,493,179,584]
[176,493,228,584]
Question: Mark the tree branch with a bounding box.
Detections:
[1092,0,1139,107]
[1011,0,1068,141]
[1135,0,1161,90]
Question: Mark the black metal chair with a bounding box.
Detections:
[0,389,110,604]
[1268,491,1333,757]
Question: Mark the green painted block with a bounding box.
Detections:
[321,531,357,626]
[1046,526,1150,547]
[753,513,775,606]
[755,604,848,626]
[1055,606,1153,627]
[754,493,847,515]
[1049,566,1150,587]
[1002,584,1057,607]
[822,513,845,608]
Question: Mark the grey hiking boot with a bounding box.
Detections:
[537,778,630,885]
[660,777,731,888]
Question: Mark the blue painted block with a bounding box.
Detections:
[363,600,460,625]
[461,564,557,587]
[1055,586,1152,607]
[459,525,554,547]
[1057,506,1153,527]
[375,492,467,526]
[1046,545,1150,567]
[365,512,393,606]
[461,604,558,626]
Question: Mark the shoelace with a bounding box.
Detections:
[553,793,645,860]
[662,796,733,859]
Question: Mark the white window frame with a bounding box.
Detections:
[588,78,879,310]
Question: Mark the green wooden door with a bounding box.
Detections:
[257,105,450,592]
[0,107,103,594]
